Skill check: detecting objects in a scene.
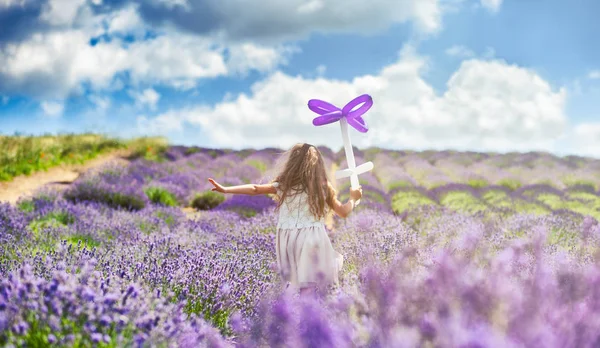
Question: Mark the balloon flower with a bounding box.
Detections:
[308,94,374,205]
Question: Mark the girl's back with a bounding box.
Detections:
[273,182,324,229]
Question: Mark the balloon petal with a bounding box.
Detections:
[312,111,343,126]
[308,94,372,131]
[347,116,369,133]
[342,94,373,116]
[308,99,340,115]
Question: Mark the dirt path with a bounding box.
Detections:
[0,150,131,205]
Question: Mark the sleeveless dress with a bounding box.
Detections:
[272,182,343,288]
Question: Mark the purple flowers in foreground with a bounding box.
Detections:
[3,146,600,347]
[0,252,230,347]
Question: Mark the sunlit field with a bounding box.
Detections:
[2,143,600,347]
[0,134,168,182]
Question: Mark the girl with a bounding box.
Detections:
[208,143,362,295]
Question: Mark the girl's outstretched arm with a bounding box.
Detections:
[208,178,277,195]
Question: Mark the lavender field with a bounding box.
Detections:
[2,145,600,347]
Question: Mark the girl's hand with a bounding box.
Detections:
[350,186,362,201]
[208,178,227,193]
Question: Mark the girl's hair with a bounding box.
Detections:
[273,143,336,220]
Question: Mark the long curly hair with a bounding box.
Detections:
[273,143,336,220]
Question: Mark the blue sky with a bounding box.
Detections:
[1,0,599,156]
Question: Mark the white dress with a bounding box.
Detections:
[272,182,343,288]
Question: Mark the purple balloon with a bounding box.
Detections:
[307,94,373,133]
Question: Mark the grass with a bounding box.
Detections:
[391,190,437,214]
[144,187,178,207]
[191,191,225,210]
[439,191,488,214]
[0,134,168,182]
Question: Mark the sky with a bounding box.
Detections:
[1,0,600,157]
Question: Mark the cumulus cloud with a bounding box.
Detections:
[0,0,302,100]
[445,45,475,58]
[0,0,32,8]
[88,94,111,111]
[40,100,64,117]
[131,88,160,110]
[40,0,87,26]
[105,4,144,35]
[135,0,443,42]
[0,28,296,99]
[137,112,190,135]
[570,123,600,156]
[139,45,568,153]
[588,70,600,80]
[480,0,503,13]
[226,44,298,76]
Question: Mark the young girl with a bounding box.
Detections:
[208,143,362,295]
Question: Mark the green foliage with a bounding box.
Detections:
[467,178,489,189]
[185,147,201,155]
[512,200,549,215]
[482,190,548,215]
[29,211,75,233]
[126,137,169,162]
[391,190,437,213]
[386,180,413,191]
[1,302,137,348]
[498,178,522,191]
[17,200,35,213]
[339,190,386,204]
[156,210,177,227]
[246,159,267,173]
[144,187,178,207]
[336,178,373,192]
[191,191,225,210]
[229,207,258,218]
[536,193,563,210]
[64,181,146,211]
[564,179,597,192]
[0,133,126,182]
[67,234,101,248]
[439,191,488,214]
[482,190,510,206]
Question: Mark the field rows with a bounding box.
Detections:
[2,144,600,346]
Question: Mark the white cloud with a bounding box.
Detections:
[152,0,190,10]
[106,4,144,35]
[131,88,161,110]
[88,94,111,111]
[297,0,324,14]
[137,112,190,135]
[226,44,297,76]
[588,70,600,80]
[40,0,87,26]
[40,100,64,117]
[480,0,503,13]
[1,95,8,105]
[0,28,294,98]
[136,0,443,42]
[445,45,475,58]
[570,123,600,157]
[139,46,568,153]
[0,0,34,9]
[0,30,129,98]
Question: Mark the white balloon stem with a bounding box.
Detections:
[337,117,374,206]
